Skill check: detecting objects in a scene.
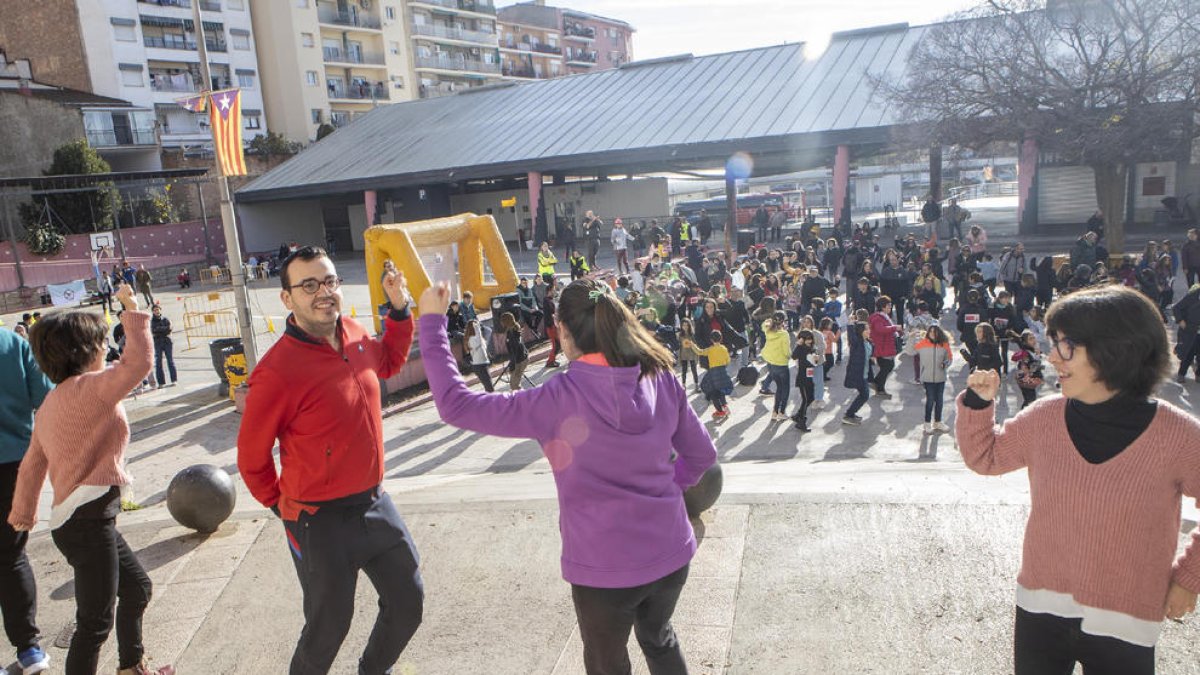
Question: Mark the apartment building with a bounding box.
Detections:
[251,0,414,141]
[404,0,502,99]
[496,1,632,79]
[0,0,268,153]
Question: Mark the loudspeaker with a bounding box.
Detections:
[491,292,520,320]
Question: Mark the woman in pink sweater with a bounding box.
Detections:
[956,285,1199,674]
[7,283,173,675]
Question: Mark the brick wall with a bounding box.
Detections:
[0,0,90,92]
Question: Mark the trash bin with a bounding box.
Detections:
[208,338,242,384]
[736,229,756,254]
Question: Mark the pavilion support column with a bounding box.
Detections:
[723,171,737,262]
[527,171,544,249]
[929,144,943,202]
[1017,137,1038,235]
[832,144,851,228]
[364,189,377,229]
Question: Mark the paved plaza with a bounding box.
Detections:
[4,219,1200,673]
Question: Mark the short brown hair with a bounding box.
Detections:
[29,311,108,383]
[1046,285,1170,399]
[557,279,674,378]
[280,246,329,290]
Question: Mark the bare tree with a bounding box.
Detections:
[881,0,1200,252]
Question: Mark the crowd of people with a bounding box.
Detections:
[2,212,1199,674]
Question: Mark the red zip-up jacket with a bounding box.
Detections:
[237,307,414,515]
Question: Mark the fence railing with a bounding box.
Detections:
[411,23,497,45]
[316,6,381,29]
[86,129,158,147]
[945,181,1019,204]
[322,46,385,65]
[328,83,390,100]
[414,55,500,74]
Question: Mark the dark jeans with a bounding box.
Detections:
[1179,338,1198,378]
[873,357,895,393]
[0,461,40,654]
[1014,607,1153,675]
[154,339,177,385]
[1187,267,1199,289]
[587,240,600,269]
[51,501,152,672]
[282,489,423,675]
[471,364,494,392]
[922,381,945,422]
[846,382,869,417]
[615,249,629,274]
[571,564,690,675]
[766,364,790,414]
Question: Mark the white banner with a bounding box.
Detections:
[47,280,87,307]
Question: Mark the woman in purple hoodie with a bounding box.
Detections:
[418,278,718,675]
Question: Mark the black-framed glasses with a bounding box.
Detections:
[1049,333,1079,361]
[289,275,343,294]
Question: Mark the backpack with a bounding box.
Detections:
[737,365,759,386]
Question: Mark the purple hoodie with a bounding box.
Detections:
[419,313,717,588]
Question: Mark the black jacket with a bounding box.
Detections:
[961,342,1002,373]
[150,315,173,344]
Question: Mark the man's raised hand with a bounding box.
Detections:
[382,269,411,309]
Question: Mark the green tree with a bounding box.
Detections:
[248,131,303,163]
[315,123,336,141]
[19,139,121,235]
[882,0,1200,252]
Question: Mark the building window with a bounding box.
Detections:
[389,40,400,55]
[244,114,261,129]
[237,70,256,88]
[301,32,314,47]
[226,0,244,8]
[119,64,144,87]
[391,75,404,88]
[112,19,137,42]
[385,6,396,20]
[231,31,250,50]
[306,70,319,85]
[311,109,323,124]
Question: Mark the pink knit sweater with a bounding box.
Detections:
[7,311,152,530]
[956,392,1200,622]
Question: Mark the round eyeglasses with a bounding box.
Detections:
[289,275,343,295]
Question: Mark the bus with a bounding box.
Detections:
[674,193,788,227]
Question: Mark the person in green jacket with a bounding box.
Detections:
[537,241,558,282]
[758,310,793,420]
[0,327,54,673]
[569,249,590,280]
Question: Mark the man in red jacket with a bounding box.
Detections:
[237,246,421,675]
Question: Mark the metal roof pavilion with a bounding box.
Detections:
[237,21,928,204]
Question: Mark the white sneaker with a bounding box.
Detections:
[923,422,932,434]
[933,421,950,432]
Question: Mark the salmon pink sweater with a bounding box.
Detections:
[955,392,1200,623]
[7,311,152,530]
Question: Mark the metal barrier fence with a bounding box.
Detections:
[181,290,239,349]
[199,266,231,286]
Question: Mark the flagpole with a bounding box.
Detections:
[193,1,258,371]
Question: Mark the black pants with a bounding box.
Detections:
[1187,267,1199,289]
[282,489,423,675]
[999,340,1011,373]
[846,382,869,417]
[587,240,600,269]
[679,359,698,386]
[1019,386,1038,408]
[1179,339,1199,378]
[154,339,177,385]
[793,377,814,425]
[873,357,895,393]
[571,564,690,675]
[51,498,152,673]
[1014,607,1154,675]
[0,461,40,654]
[471,363,494,392]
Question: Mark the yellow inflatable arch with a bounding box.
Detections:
[364,213,519,332]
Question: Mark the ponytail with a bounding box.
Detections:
[558,279,675,377]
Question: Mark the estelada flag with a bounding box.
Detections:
[209,89,247,176]
[176,94,206,112]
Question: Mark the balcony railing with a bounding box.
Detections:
[327,83,390,100]
[564,50,597,64]
[140,0,220,7]
[414,55,501,74]
[322,46,385,65]
[419,82,460,99]
[150,75,198,92]
[563,24,595,40]
[500,41,562,56]
[411,23,497,45]
[200,0,220,10]
[501,66,547,79]
[317,6,381,29]
[87,129,158,147]
[144,35,227,52]
[411,0,495,16]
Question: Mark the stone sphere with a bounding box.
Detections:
[683,463,723,519]
[166,464,236,533]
